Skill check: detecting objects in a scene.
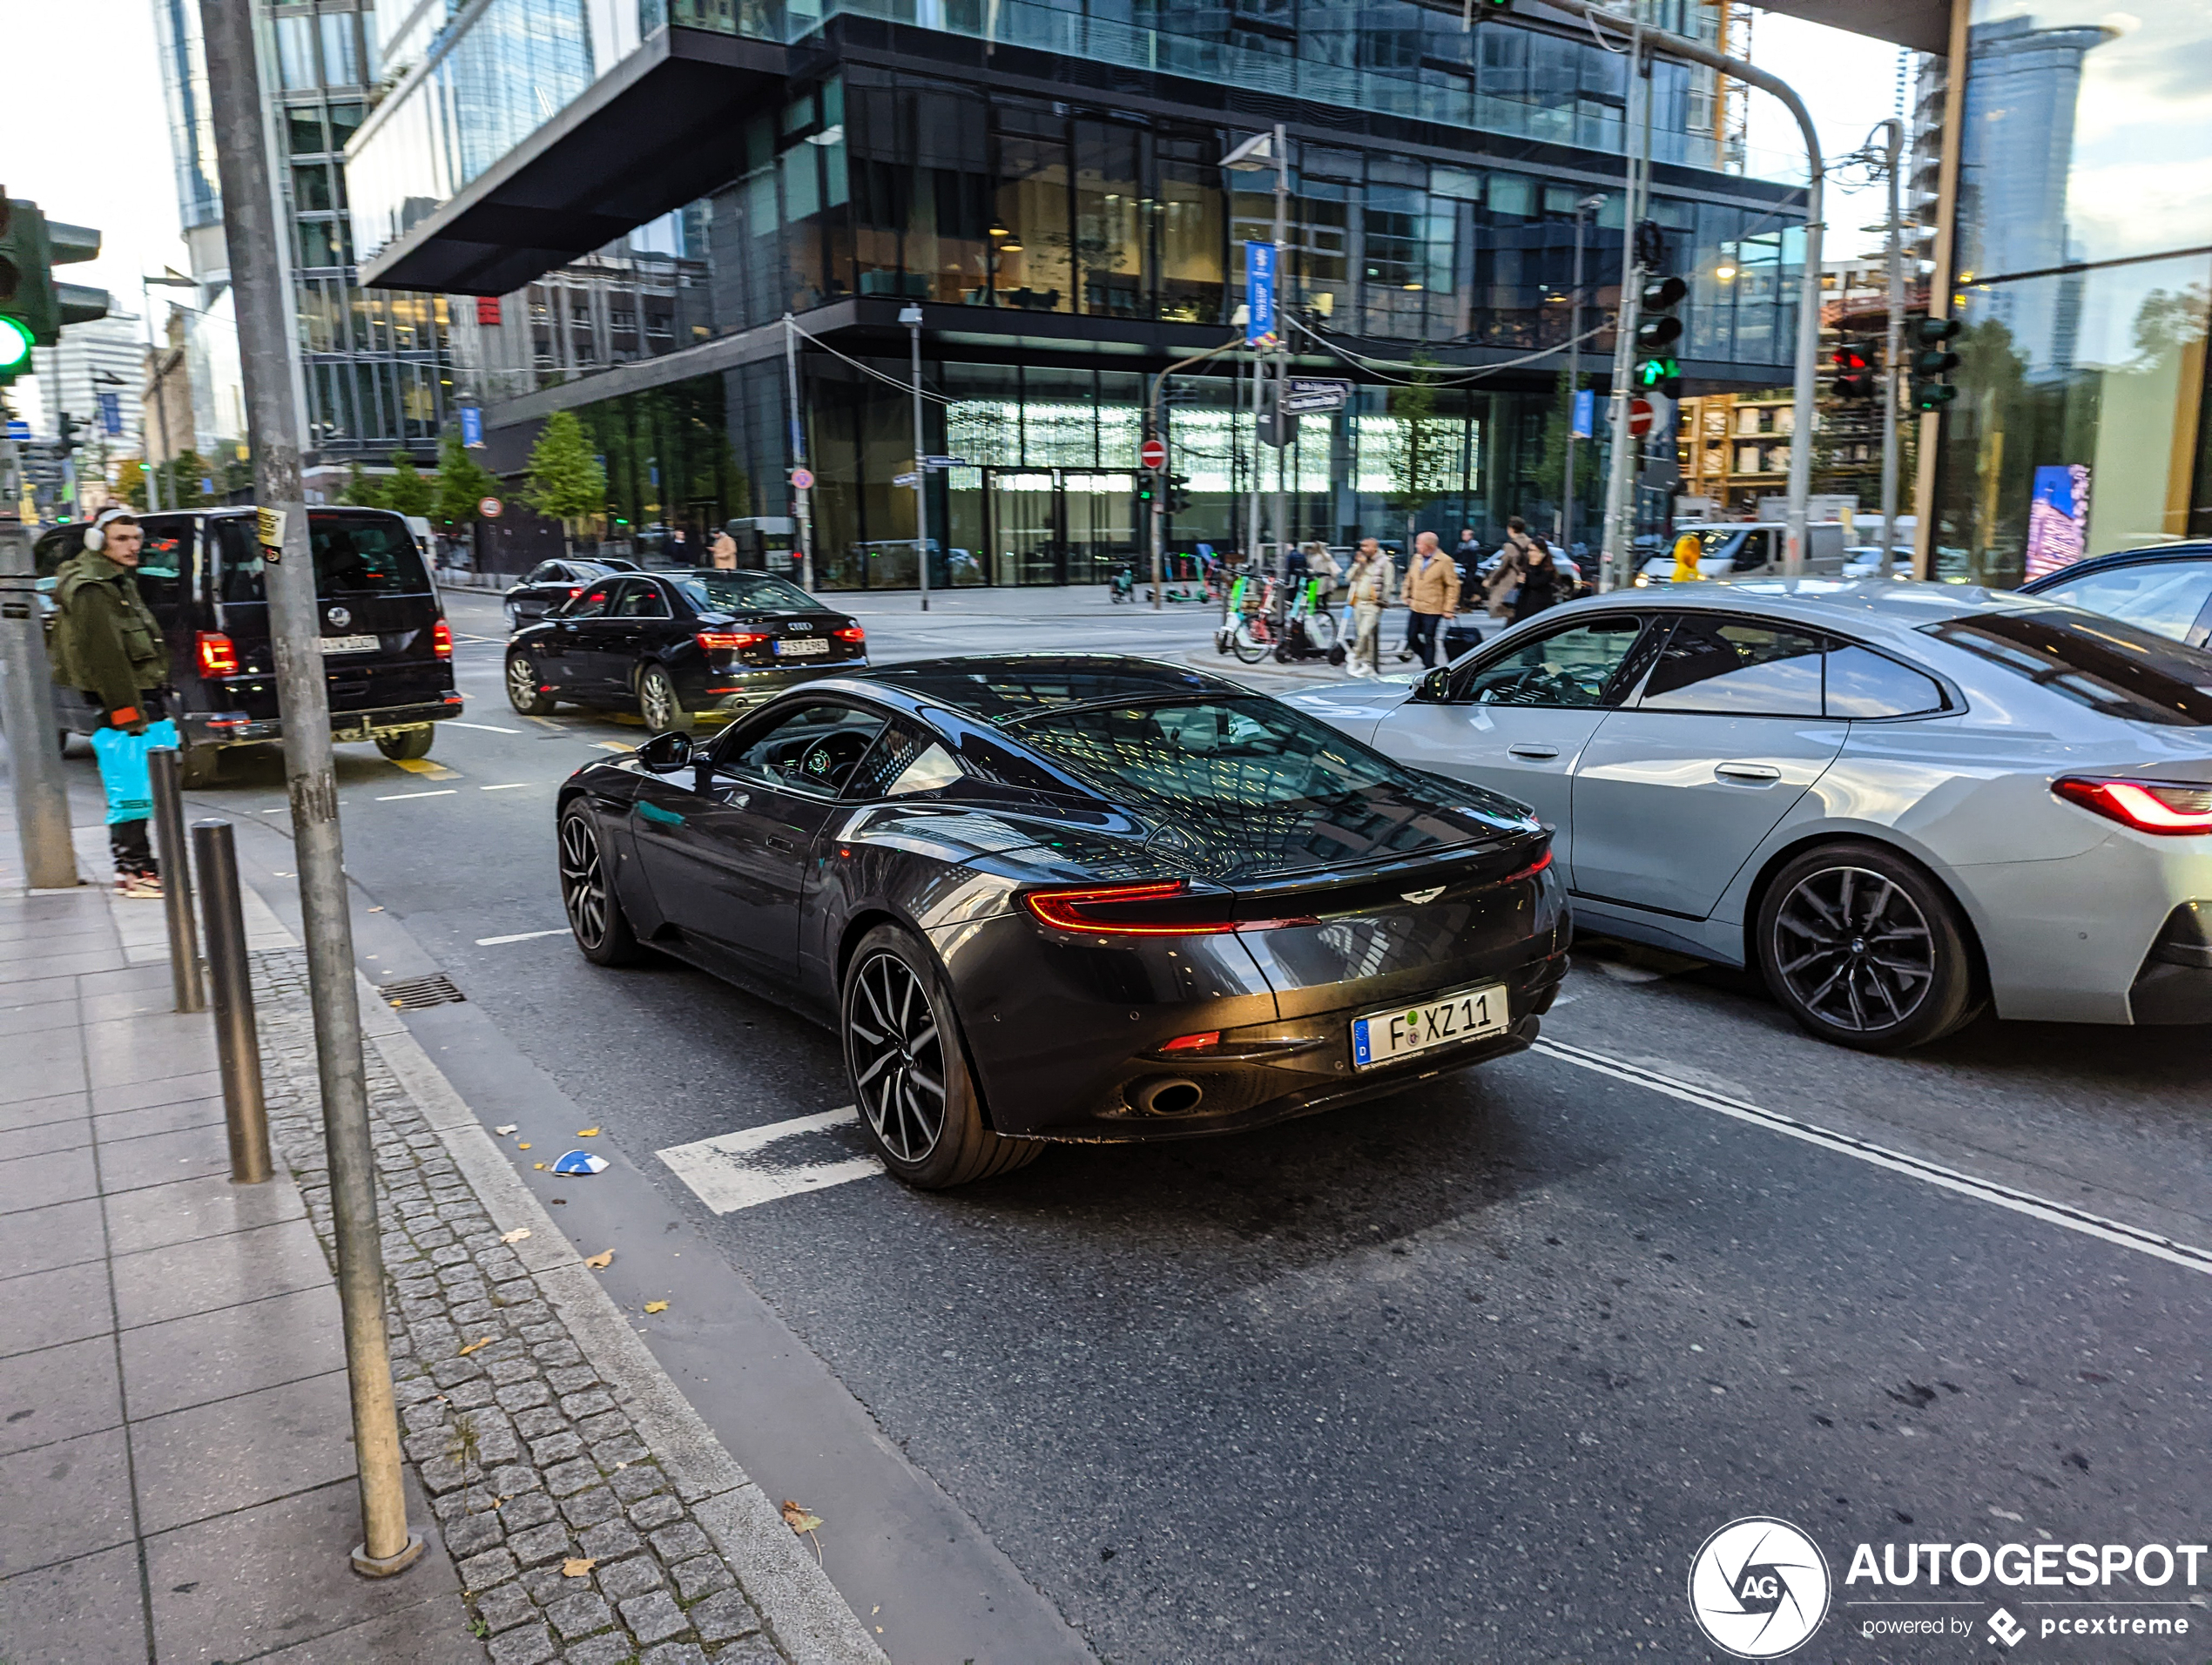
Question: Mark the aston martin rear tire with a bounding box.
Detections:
[842,924,1041,1190]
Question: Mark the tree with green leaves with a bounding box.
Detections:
[523,409,606,549]
[383,449,434,517]
[433,427,502,530]
[339,462,386,509]
[161,450,214,509]
[116,456,148,510]
[1386,354,1457,541]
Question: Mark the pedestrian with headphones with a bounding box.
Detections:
[50,508,175,897]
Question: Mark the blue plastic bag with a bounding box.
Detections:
[87,719,179,825]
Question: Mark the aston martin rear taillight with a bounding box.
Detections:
[1022,880,1314,936]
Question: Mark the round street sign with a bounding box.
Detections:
[1138,438,1168,471]
[790,466,815,491]
[1628,398,1655,439]
[477,496,503,519]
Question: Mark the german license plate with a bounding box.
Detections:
[1352,982,1509,1068]
[773,636,828,657]
[319,634,380,654]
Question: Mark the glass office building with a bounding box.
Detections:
[349,0,1814,583]
[1932,0,2212,581]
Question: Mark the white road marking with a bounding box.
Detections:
[480,783,531,791]
[1533,1037,2212,1278]
[375,789,460,801]
[657,1106,883,1213]
[447,720,523,734]
[475,928,570,946]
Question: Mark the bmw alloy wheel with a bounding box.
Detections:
[1769,864,1935,1033]
[847,950,947,1163]
[559,813,610,947]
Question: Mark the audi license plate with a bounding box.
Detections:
[773,637,828,657]
[318,634,380,655]
[1352,982,1508,1068]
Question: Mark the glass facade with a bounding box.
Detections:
[1935,1,2212,582]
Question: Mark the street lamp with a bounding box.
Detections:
[899,303,929,613]
[1561,192,1607,559]
[1224,124,1291,592]
[141,270,197,513]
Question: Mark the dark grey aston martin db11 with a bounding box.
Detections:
[555,656,1569,1188]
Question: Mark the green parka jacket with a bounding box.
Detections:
[51,550,168,729]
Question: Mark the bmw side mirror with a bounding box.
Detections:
[636,731,691,773]
[1413,666,1453,704]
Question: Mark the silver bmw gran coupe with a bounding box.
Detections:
[1288,580,2212,1051]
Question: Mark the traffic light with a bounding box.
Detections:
[1165,473,1192,516]
[56,411,80,454]
[1136,475,1157,509]
[1635,274,1687,401]
[1911,316,1962,411]
[1257,377,1298,448]
[1831,340,1877,401]
[0,194,108,388]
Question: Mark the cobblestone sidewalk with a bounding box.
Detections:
[251,948,884,1665]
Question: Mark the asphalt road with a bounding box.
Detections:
[56,584,2212,1663]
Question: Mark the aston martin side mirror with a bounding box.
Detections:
[636,731,692,773]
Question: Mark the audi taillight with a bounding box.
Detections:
[196,631,238,677]
[697,630,768,653]
[431,618,453,658]
[2054,776,2212,835]
[834,625,866,643]
[1022,880,1314,936]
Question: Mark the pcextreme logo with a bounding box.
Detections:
[1688,1517,1833,1658]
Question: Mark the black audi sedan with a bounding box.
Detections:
[505,568,866,731]
[554,655,1569,1187]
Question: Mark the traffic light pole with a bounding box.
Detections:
[198,0,421,1581]
[1148,336,1238,614]
[1555,0,1824,576]
[1597,20,1648,595]
[1876,118,1906,564]
[0,435,78,890]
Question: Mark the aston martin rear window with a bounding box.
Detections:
[1925,611,2212,726]
[867,658,1223,722]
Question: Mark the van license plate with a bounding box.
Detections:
[773,637,828,657]
[319,634,380,655]
[1352,982,1508,1068]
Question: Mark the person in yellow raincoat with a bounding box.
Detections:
[1671,528,1704,582]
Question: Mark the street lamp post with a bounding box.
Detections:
[899,304,929,613]
[140,271,196,513]
[1561,193,1606,560]
[1874,117,1906,565]
[1224,124,1292,590]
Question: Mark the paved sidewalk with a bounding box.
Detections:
[0,810,882,1665]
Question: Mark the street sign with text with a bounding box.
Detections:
[1282,377,1352,415]
[922,455,968,470]
[894,470,921,488]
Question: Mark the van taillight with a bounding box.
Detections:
[431,618,453,657]
[196,632,238,677]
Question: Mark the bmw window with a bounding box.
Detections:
[1457,617,1652,708]
[1821,646,1946,718]
[1637,618,1826,716]
[1926,611,2212,726]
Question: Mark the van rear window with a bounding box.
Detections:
[216,515,429,603]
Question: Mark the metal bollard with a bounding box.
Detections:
[149,749,206,1013]
[192,819,271,1185]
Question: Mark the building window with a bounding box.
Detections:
[275,15,316,89]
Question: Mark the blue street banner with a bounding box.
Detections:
[98,392,122,435]
[4,418,29,441]
[1571,388,1595,439]
[459,406,485,448]
[1244,241,1277,347]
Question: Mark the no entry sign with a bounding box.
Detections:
[1139,438,1168,470]
[1628,398,1655,439]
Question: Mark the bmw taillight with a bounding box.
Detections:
[431,618,454,658]
[2054,776,2212,835]
[697,630,768,653]
[196,631,239,677]
[1022,880,1314,936]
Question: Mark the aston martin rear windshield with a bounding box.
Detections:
[867,657,1224,722]
[1925,610,2212,726]
[1004,696,1505,877]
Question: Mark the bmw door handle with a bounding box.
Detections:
[1507,743,1561,759]
[1716,761,1782,782]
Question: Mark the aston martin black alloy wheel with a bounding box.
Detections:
[841,925,1039,1189]
[1756,840,1979,1052]
[508,651,556,716]
[558,806,644,966]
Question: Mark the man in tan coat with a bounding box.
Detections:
[1400,530,1460,668]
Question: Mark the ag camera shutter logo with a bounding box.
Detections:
[1688,1517,1831,1658]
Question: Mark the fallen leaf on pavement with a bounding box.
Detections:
[499,1228,531,1244]
[458,1337,493,1357]
[781,1500,823,1534]
[516,1143,531,1150]
[584,1250,613,1270]
[576,1127,600,1137]
[643,1300,668,1314]
[534,1163,546,1170]
[493,1124,517,1136]
[562,1556,597,1578]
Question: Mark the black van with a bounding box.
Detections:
[35,506,461,784]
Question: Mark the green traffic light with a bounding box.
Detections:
[1637,356,1676,388]
[0,315,30,370]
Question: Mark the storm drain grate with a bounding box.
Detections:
[382,973,467,1009]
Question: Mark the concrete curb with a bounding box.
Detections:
[360,983,890,1665]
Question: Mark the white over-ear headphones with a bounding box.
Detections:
[84,506,132,553]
